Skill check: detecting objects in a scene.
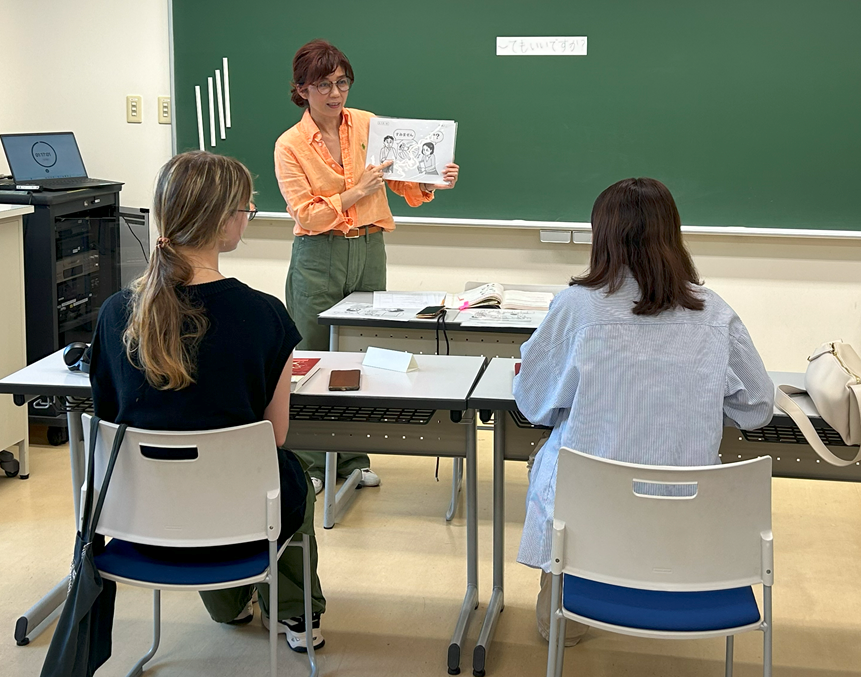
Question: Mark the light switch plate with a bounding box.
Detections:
[126,95,142,123]
[158,96,171,124]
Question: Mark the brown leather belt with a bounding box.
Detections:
[326,225,384,238]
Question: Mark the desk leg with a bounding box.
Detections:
[14,576,69,645]
[13,408,85,645]
[473,410,505,676]
[329,325,340,352]
[17,437,29,479]
[448,412,479,675]
[322,452,362,530]
[447,458,463,521]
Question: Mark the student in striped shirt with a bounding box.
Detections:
[514,177,774,646]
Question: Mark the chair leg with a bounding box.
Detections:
[555,616,566,677]
[302,534,318,677]
[270,541,278,677]
[126,589,161,677]
[545,574,562,677]
[763,585,773,677]
[725,635,734,677]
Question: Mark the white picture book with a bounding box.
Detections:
[367,117,457,184]
[444,283,554,311]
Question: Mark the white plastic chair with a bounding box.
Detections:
[547,447,773,677]
[81,414,318,677]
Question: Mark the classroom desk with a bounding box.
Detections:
[0,350,486,675]
[465,359,857,677]
[320,288,554,358]
[317,283,559,529]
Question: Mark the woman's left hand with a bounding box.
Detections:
[433,163,459,190]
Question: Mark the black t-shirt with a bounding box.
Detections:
[90,278,301,430]
[89,278,307,537]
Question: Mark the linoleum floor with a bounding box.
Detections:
[1,432,860,676]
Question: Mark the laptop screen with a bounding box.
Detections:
[1,132,87,181]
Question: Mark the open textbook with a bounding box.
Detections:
[367,117,457,184]
[445,283,554,311]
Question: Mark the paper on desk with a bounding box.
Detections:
[362,346,418,372]
[319,302,414,321]
[458,309,547,328]
[372,291,446,309]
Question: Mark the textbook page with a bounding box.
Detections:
[501,290,554,311]
[367,117,457,184]
[459,309,547,328]
[319,302,413,321]
[445,283,505,309]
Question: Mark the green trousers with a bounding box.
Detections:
[286,230,387,480]
[198,467,326,622]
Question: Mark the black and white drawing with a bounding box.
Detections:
[379,135,396,173]
[367,117,457,184]
[417,142,439,175]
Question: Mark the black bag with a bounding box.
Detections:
[41,416,127,677]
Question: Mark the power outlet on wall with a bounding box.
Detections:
[126,95,142,123]
[158,96,171,124]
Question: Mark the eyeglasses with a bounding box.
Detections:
[238,208,258,221]
[308,77,352,95]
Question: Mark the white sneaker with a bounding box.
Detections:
[311,477,323,495]
[262,612,325,652]
[359,468,380,487]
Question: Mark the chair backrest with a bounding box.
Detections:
[554,447,772,591]
[81,414,281,548]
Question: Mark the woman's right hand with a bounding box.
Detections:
[355,161,393,197]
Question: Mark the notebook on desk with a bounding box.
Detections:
[0,132,122,191]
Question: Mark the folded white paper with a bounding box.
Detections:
[362,346,418,373]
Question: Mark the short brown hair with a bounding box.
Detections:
[572,177,704,316]
[290,39,354,107]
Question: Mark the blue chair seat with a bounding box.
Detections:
[95,538,275,586]
[562,574,761,632]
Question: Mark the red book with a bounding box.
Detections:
[514,362,522,375]
[291,358,321,391]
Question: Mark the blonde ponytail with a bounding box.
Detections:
[123,151,253,389]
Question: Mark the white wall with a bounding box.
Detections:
[4,1,860,374]
[0,1,172,209]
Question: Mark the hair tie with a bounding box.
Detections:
[156,236,171,249]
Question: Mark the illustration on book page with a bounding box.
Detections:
[367,117,457,183]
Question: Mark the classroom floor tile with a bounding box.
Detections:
[1,432,860,676]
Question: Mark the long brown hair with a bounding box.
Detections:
[123,151,253,389]
[290,39,354,107]
[573,177,703,315]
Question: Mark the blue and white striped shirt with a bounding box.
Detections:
[514,274,774,571]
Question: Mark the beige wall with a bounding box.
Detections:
[0,1,172,208]
[224,224,861,373]
[4,2,860,374]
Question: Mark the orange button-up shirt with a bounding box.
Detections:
[274,108,434,236]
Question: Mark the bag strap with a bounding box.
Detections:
[78,415,102,539]
[775,385,861,467]
[84,421,128,542]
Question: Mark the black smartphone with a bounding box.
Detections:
[328,369,361,391]
[416,305,445,319]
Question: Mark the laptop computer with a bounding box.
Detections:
[0,132,122,191]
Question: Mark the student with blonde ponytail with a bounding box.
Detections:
[89,151,327,652]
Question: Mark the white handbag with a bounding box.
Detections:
[775,340,861,466]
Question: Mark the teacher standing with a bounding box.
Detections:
[275,39,459,493]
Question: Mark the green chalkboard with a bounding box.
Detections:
[172,0,861,230]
